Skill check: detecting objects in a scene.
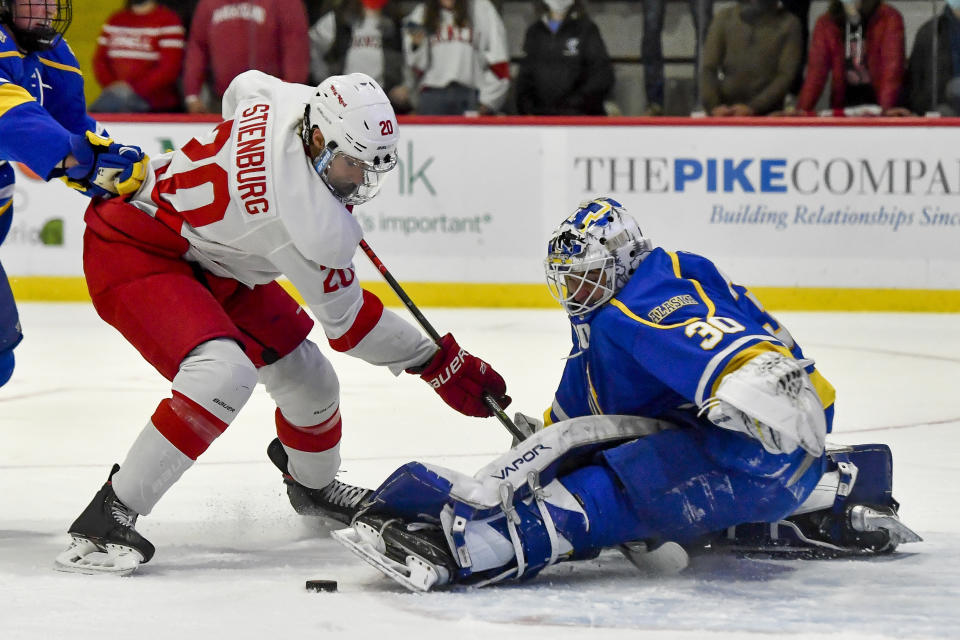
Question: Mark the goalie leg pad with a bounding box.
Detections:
[600,426,825,545]
[721,444,921,554]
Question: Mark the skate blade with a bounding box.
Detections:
[619,540,689,575]
[331,525,445,592]
[53,537,143,576]
[850,506,923,545]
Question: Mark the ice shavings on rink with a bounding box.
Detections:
[1,304,957,639]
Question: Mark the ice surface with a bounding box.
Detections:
[1,304,957,639]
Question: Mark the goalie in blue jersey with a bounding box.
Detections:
[333,196,921,591]
[0,0,149,388]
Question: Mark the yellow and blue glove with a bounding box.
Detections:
[60,131,149,199]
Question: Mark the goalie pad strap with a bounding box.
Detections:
[427,414,674,510]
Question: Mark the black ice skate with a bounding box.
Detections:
[267,438,372,524]
[54,464,155,576]
[332,512,458,592]
[785,501,923,555]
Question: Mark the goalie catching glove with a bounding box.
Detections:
[701,351,827,456]
[409,333,511,418]
[58,131,148,198]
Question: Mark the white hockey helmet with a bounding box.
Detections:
[544,197,653,316]
[302,72,399,205]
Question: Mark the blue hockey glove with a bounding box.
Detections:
[61,131,149,198]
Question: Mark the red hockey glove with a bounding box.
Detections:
[410,333,511,418]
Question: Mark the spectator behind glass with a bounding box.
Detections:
[794,0,908,115]
[642,0,713,115]
[515,0,614,115]
[309,0,411,113]
[403,0,510,115]
[91,0,185,113]
[700,0,801,116]
[905,0,960,115]
[183,0,309,114]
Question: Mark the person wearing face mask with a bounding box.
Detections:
[700,0,802,116]
[794,0,908,115]
[905,0,960,115]
[308,0,410,113]
[91,0,185,113]
[402,0,510,115]
[515,0,613,115]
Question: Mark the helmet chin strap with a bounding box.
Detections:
[311,146,334,178]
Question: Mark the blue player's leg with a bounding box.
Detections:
[1,161,22,388]
[1,261,23,388]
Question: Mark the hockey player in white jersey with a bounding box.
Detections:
[55,70,510,576]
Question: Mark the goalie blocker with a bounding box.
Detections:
[333,416,920,592]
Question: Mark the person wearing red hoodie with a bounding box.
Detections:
[182,0,310,114]
[91,0,185,113]
[795,0,908,115]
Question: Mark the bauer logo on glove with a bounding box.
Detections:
[59,131,149,199]
[411,333,511,418]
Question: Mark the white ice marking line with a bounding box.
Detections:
[809,343,960,365]
[841,416,960,434]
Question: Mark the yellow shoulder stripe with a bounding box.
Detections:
[609,251,716,328]
[0,50,24,59]
[0,199,11,217]
[37,57,81,75]
[808,370,836,410]
[0,82,35,117]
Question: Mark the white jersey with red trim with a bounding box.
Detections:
[129,70,435,372]
[404,0,510,110]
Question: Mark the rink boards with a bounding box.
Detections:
[4,117,960,310]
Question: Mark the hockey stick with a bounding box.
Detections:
[359,239,526,442]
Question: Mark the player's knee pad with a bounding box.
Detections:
[0,347,14,387]
[171,338,258,425]
[260,339,339,426]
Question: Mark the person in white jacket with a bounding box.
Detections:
[54,70,511,576]
[404,0,510,114]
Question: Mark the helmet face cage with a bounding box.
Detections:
[545,254,616,317]
[313,147,396,206]
[2,0,72,52]
[544,197,652,316]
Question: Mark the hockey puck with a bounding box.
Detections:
[305,579,338,592]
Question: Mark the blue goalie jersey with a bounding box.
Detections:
[546,248,836,431]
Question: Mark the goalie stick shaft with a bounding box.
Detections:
[359,239,526,442]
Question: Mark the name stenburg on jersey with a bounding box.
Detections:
[233,102,274,217]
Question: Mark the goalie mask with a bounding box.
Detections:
[302,72,398,206]
[545,197,653,316]
[0,0,72,52]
